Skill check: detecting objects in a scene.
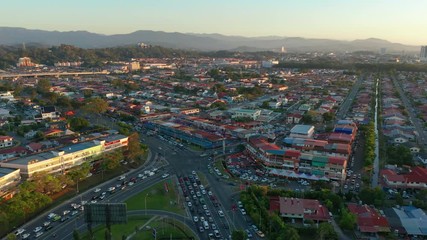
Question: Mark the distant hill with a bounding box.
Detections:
[0,27,420,53]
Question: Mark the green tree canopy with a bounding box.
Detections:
[317,223,338,240]
[36,79,51,94]
[69,117,90,131]
[231,230,247,240]
[83,97,108,114]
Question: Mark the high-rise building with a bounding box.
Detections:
[16,57,35,67]
[420,46,427,62]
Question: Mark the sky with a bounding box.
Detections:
[1,0,427,45]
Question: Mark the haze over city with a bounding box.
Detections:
[2,0,427,45]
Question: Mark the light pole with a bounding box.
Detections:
[145,193,149,215]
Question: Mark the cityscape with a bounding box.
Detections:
[1,1,427,240]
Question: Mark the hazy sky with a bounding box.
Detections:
[1,0,426,45]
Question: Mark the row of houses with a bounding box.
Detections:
[270,196,427,239]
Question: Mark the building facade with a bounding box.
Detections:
[0,134,128,178]
[421,46,427,62]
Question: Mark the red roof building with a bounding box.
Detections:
[347,203,390,233]
[270,196,331,223]
[381,167,427,189]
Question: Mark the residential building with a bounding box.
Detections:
[0,91,17,102]
[380,167,427,190]
[128,61,140,72]
[230,109,261,120]
[35,106,61,120]
[269,196,331,223]
[0,136,13,148]
[347,203,390,235]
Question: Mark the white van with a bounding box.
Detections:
[203,221,210,230]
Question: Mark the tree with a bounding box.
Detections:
[68,162,91,193]
[36,79,51,94]
[83,97,108,115]
[339,208,356,230]
[6,233,17,240]
[231,230,247,240]
[104,229,112,240]
[126,132,146,165]
[284,226,300,240]
[261,101,270,109]
[322,112,335,122]
[358,187,385,207]
[317,223,338,240]
[103,150,123,171]
[73,230,80,240]
[301,112,315,124]
[69,117,90,131]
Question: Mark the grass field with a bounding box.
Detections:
[126,179,185,215]
[132,218,196,240]
[82,215,151,240]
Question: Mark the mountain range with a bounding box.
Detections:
[0,27,420,53]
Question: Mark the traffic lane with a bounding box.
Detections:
[39,173,166,240]
[35,171,165,240]
[203,172,250,234]
[52,210,198,240]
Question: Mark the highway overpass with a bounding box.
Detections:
[0,71,109,79]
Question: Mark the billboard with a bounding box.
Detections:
[84,203,127,224]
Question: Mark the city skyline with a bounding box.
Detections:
[1,0,427,45]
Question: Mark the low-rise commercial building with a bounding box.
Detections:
[289,125,315,139]
[0,134,128,178]
[0,167,20,198]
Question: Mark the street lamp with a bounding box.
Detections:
[145,193,149,215]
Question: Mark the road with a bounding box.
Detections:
[391,76,427,150]
[21,155,168,240]
[146,135,259,239]
[13,134,254,240]
[336,75,364,119]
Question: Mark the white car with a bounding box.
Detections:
[35,231,44,238]
[15,229,25,236]
[94,188,101,193]
[188,202,192,207]
[193,216,199,222]
[22,233,30,239]
[138,173,144,178]
[192,170,196,175]
[218,210,224,217]
[33,226,43,233]
[162,173,170,178]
